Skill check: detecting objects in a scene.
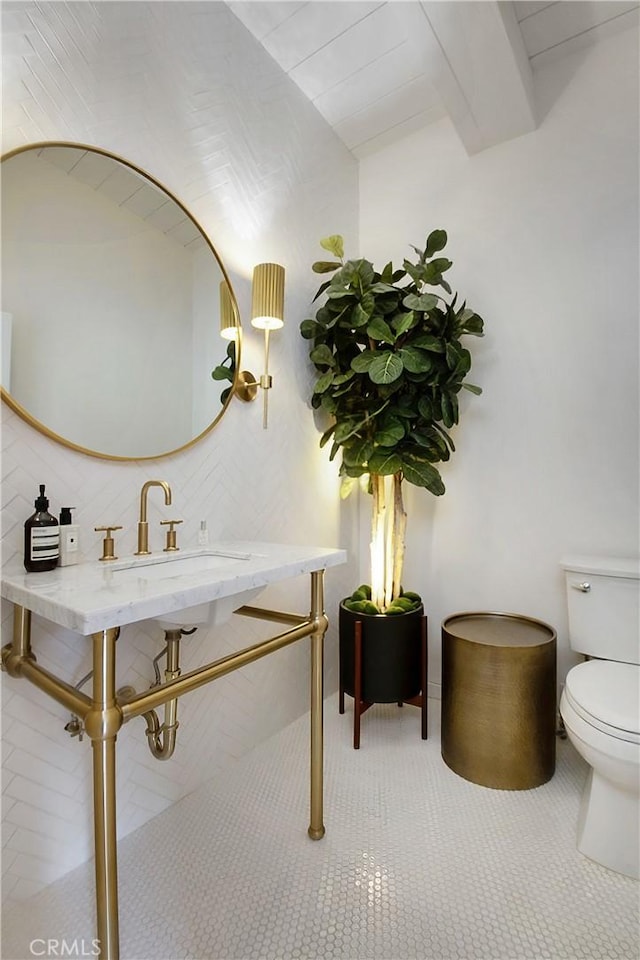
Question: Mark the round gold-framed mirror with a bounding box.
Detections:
[1,142,242,460]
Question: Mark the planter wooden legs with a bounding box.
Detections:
[339,615,428,749]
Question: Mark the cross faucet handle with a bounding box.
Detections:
[160,519,183,552]
[95,526,123,562]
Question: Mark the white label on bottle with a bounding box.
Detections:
[30,527,60,561]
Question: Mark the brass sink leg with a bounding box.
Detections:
[308,570,327,841]
[85,627,121,960]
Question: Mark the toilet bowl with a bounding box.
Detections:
[560,660,640,879]
[560,556,640,879]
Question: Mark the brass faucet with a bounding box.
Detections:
[135,480,172,555]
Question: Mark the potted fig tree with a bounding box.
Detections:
[300,231,485,744]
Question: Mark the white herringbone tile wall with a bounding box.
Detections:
[1,0,359,906]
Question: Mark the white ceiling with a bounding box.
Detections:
[228,1,639,158]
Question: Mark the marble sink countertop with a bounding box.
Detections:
[1,541,347,635]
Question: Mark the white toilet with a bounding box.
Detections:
[560,556,640,879]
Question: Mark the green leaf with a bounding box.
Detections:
[445,342,460,370]
[401,456,446,495]
[422,260,452,287]
[327,286,354,300]
[432,420,456,451]
[312,370,334,395]
[350,350,377,373]
[461,312,484,336]
[411,426,439,448]
[370,282,397,294]
[403,292,439,312]
[312,280,332,302]
[319,423,336,448]
[352,302,372,327]
[418,396,435,420]
[320,235,344,258]
[341,258,375,288]
[427,257,452,275]
[425,229,447,258]
[403,260,425,284]
[367,316,396,343]
[340,476,358,500]
[453,347,471,377]
[391,311,416,336]
[333,370,356,385]
[343,438,374,466]
[300,318,323,339]
[334,415,371,444]
[355,584,372,599]
[312,261,342,274]
[462,382,483,395]
[441,392,459,427]
[309,344,335,368]
[211,366,233,382]
[376,415,405,444]
[369,352,404,384]
[398,346,432,374]
[368,451,402,475]
[412,334,444,353]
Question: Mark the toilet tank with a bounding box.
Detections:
[562,556,640,664]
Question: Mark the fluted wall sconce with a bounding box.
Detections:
[251,262,285,429]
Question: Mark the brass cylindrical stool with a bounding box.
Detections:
[441,612,557,790]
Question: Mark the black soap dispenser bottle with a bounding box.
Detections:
[24,485,60,572]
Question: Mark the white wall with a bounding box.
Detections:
[359,28,639,692]
[1,1,359,904]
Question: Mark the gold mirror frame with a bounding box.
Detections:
[1,141,242,461]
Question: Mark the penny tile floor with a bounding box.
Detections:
[2,696,638,960]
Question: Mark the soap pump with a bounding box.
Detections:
[24,484,59,572]
[59,507,80,567]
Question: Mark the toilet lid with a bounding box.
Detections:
[565,660,640,742]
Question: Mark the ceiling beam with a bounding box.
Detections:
[413,1,537,155]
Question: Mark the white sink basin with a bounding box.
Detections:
[112,550,262,628]
[111,548,252,577]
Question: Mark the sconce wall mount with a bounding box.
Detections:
[251,262,285,428]
[218,263,285,424]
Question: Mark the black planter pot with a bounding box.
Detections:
[339,600,425,703]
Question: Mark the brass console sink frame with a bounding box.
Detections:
[2,570,328,960]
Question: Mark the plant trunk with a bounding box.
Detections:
[392,473,407,601]
[370,473,407,611]
[384,475,395,610]
[370,474,386,610]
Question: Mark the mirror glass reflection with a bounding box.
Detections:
[1,143,239,459]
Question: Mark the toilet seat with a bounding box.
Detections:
[564,660,640,744]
